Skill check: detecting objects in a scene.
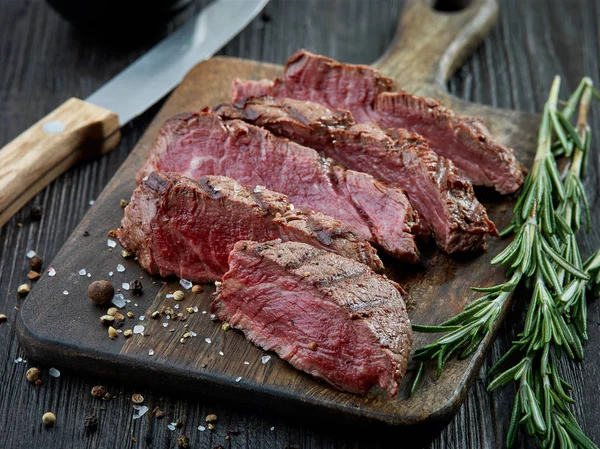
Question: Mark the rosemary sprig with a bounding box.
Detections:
[411,76,599,448]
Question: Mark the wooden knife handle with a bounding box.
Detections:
[0,98,120,227]
[373,0,499,90]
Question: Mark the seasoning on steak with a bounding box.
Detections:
[137,111,420,263]
[214,97,497,253]
[231,50,524,194]
[117,172,384,283]
[211,239,412,397]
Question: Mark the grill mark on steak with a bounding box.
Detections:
[137,111,420,262]
[211,239,412,397]
[214,96,497,253]
[117,172,384,283]
[231,50,524,194]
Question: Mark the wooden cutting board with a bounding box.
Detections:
[17,0,540,427]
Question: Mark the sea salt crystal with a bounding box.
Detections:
[47,267,56,277]
[14,357,22,363]
[253,185,263,193]
[189,331,197,337]
[89,200,95,205]
[87,273,91,278]
[202,311,207,315]
[49,368,60,378]
[116,264,125,273]
[142,176,149,181]
[205,338,211,344]
[289,204,295,211]
[63,290,69,295]
[167,422,176,431]
[26,250,36,258]
[193,306,198,313]
[133,405,149,420]
[148,349,154,356]
[133,325,145,334]
[139,316,145,321]
[78,269,87,276]
[108,271,114,277]
[107,239,117,248]
[244,361,249,365]
[179,279,192,290]
[162,323,168,328]
[174,304,179,309]
[111,294,126,308]
[270,426,275,431]
[219,351,224,356]
[261,355,271,364]
[198,425,206,432]
[235,376,242,382]
[122,282,130,291]
[166,294,174,299]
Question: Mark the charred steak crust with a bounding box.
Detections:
[136,111,420,263]
[231,49,524,194]
[214,96,496,253]
[211,240,412,397]
[117,172,384,283]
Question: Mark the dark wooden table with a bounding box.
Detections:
[2,0,600,448]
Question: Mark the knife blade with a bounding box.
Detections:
[0,0,269,227]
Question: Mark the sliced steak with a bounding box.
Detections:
[214,97,497,253]
[211,239,412,397]
[231,50,524,194]
[117,172,384,283]
[137,111,420,262]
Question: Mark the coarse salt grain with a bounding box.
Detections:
[26,250,36,258]
[262,356,271,364]
[205,338,211,344]
[244,361,249,365]
[122,282,130,291]
[189,331,197,337]
[219,351,224,356]
[63,290,69,295]
[14,357,22,363]
[148,349,154,356]
[289,204,295,211]
[139,316,145,321]
[253,185,263,193]
[198,425,206,432]
[132,405,149,420]
[174,304,179,310]
[107,239,117,248]
[89,200,95,205]
[202,311,207,315]
[162,323,168,328]
[193,306,198,313]
[179,279,193,290]
[111,294,126,308]
[116,264,125,272]
[87,273,91,278]
[213,185,222,191]
[235,377,242,382]
[108,271,114,277]
[133,325,145,334]
[167,423,176,431]
[47,267,56,277]
[165,294,174,299]
[49,368,60,378]
[270,426,275,431]
[78,269,87,276]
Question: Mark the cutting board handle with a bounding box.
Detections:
[373,0,499,89]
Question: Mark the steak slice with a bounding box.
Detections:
[117,172,384,283]
[211,239,412,397]
[137,111,420,262]
[214,97,497,253]
[231,50,524,194]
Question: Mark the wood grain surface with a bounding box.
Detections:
[1,0,600,448]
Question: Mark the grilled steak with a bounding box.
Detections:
[211,239,412,397]
[117,172,384,283]
[215,97,497,253]
[137,112,420,262]
[231,50,524,194]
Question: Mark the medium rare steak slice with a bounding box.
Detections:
[211,240,412,397]
[214,97,497,253]
[117,172,384,283]
[231,50,524,194]
[137,111,420,262]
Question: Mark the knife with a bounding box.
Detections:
[0,0,269,227]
